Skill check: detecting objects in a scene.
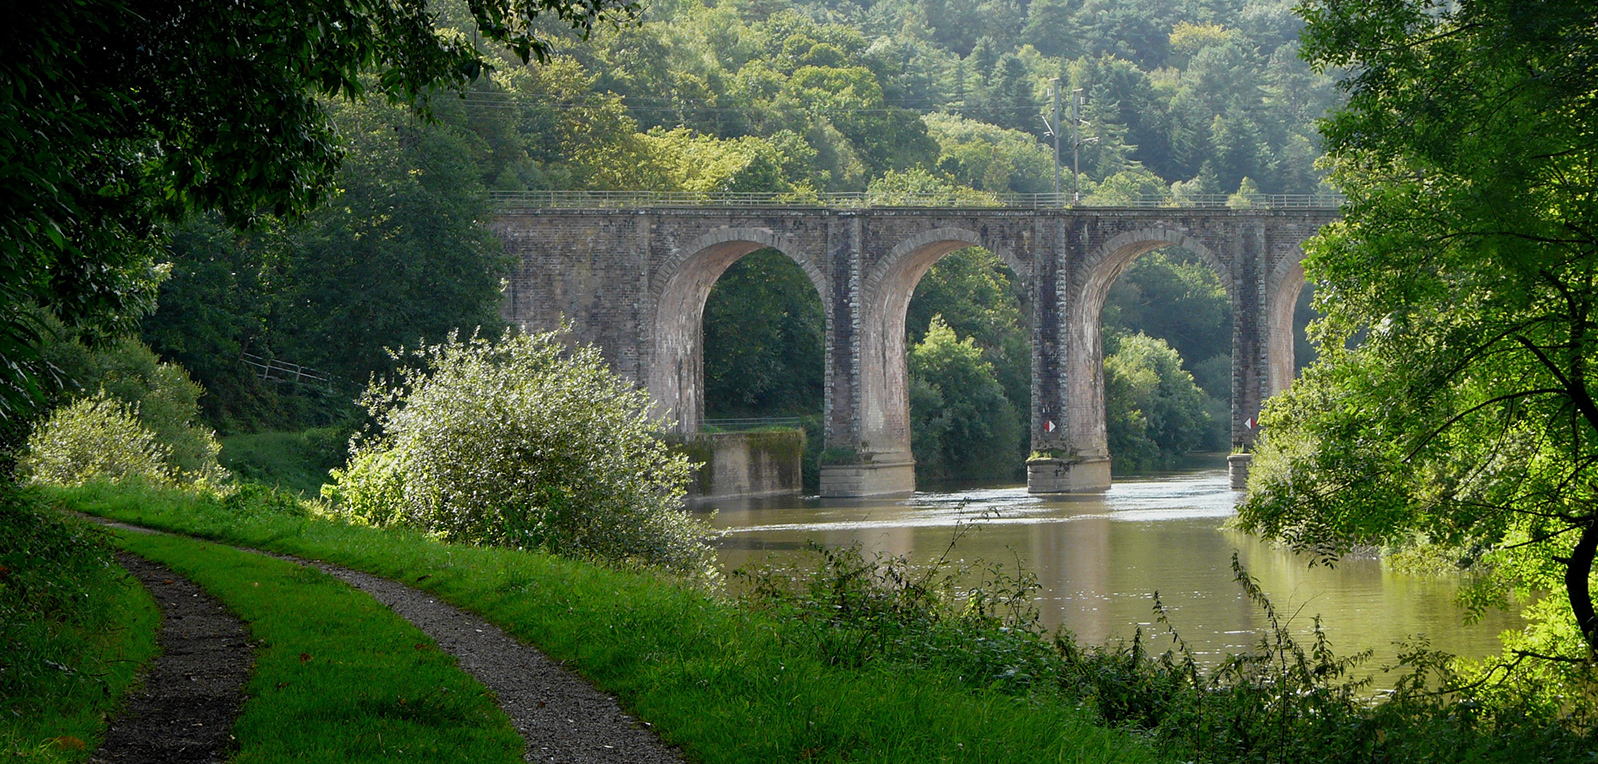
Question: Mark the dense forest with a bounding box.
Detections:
[141,0,1337,480]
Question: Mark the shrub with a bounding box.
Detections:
[325,328,715,581]
[19,392,172,487]
[41,329,227,484]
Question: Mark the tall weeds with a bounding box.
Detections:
[739,539,1596,763]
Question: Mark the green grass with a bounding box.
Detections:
[111,530,523,763]
[1,491,160,763]
[52,481,1161,764]
[219,428,348,496]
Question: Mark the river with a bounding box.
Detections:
[697,460,1521,677]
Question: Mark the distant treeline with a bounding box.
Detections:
[143,0,1333,479]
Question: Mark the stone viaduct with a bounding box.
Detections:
[491,204,1338,498]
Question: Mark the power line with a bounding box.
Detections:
[453,91,1057,115]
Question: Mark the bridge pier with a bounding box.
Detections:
[1026,456,1112,493]
[819,457,917,498]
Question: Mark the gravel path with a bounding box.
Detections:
[86,517,685,764]
[94,553,252,764]
[309,563,685,764]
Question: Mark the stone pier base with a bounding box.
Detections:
[819,457,916,498]
[1228,453,1253,490]
[1026,457,1112,493]
[670,431,804,504]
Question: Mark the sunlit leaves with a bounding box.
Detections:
[1243,0,1598,679]
[327,328,716,582]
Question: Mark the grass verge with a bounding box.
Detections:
[109,529,524,763]
[1,489,158,762]
[52,481,1159,764]
[219,428,347,496]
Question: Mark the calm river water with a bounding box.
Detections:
[696,460,1521,674]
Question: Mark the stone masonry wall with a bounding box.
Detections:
[492,206,1337,494]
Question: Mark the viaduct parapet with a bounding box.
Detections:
[491,205,1338,497]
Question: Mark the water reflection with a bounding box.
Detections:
[698,467,1521,675]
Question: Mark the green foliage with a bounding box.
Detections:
[703,249,825,417]
[863,166,993,203]
[20,393,173,488]
[269,99,512,384]
[1102,249,1232,395]
[220,428,352,497]
[1101,249,1233,455]
[1242,0,1598,686]
[923,112,1056,193]
[325,328,714,580]
[903,247,1029,482]
[540,0,1337,198]
[908,317,1022,481]
[905,247,1030,418]
[142,96,513,429]
[40,330,225,482]
[0,0,635,420]
[743,538,1598,763]
[740,538,1056,690]
[0,487,158,760]
[1103,333,1212,473]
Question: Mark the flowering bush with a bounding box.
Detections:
[325,328,715,581]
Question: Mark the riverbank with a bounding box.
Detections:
[703,469,1520,674]
[39,481,1160,764]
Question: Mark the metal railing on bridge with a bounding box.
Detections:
[490,189,1345,211]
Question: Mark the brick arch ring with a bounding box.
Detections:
[861,227,1028,307]
[650,226,830,320]
[1081,228,1229,297]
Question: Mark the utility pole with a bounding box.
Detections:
[1072,88,1083,204]
[1051,79,1062,199]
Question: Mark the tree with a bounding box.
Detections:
[1102,249,1232,451]
[1239,0,1598,669]
[1101,249,1231,394]
[981,54,1039,134]
[908,317,1022,481]
[1,0,636,419]
[1021,0,1080,59]
[703,249,825,417]
[905,247,1030,427]
[141,97,514,427]
[268,98,511,384]
[923,113,1055,193]
[1103,333,1210,472]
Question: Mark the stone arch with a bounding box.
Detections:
[856,227,1029,466]
[647,227,828,433]
[1066,228,1232,465]
[1266,251,1307,397]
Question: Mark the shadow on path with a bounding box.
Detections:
[94,553,252,764]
